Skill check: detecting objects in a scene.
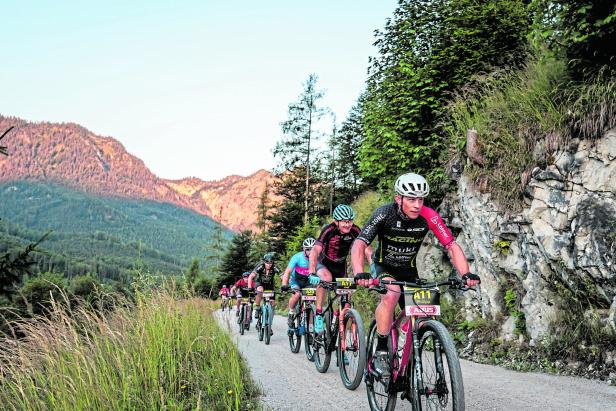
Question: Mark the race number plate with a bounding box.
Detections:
[335,278,357,295]
[403,287,441,317]
[302,288,317,301]
[262,290,275,299]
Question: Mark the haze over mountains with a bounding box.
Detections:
[0,115,276,231]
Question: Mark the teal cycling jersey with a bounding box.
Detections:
[287,251,310,276]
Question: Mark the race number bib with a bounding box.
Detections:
[403,287,441,317]
[302,288,317,301]
[335,278,357,295]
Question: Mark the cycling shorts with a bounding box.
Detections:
[373,262,420,310]
[316,259,346,278]
[255,281,274,291]
[290,273,310,290]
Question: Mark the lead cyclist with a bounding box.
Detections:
[351,172,480,376]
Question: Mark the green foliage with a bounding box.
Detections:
[532,0,616,79]
[284,216,322,261]
[493,240,512,256]
[360,0,530,199]
[185,259,200,289]
[19,272,68,315]
[0,293,260,410]
[0,231,48,297]
[0,182,231,278]
[219,230,255,285]
[504,288,527,336]
[445,56,569,210]
[70,274,101,303]
[350,191,389,228]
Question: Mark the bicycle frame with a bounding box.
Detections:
[319,281,358,352]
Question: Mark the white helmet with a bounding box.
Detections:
[394,173,430,197]
[302,237,316,250]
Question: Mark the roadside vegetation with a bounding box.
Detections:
[0,288,260,410]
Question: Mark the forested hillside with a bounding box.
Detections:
[0,181,231,279]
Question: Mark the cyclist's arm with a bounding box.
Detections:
[447,242,470,277]
[351,239,368,275]
[247,272,257,289]
[364,245,374,265]
[281,266,293,286]
[308,243,322,274]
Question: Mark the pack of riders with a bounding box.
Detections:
[223,172,481,376]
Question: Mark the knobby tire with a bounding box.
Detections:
[338,308,366,390]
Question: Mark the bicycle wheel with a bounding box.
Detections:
[366,320,396,411]
[265,303,272,345]
[314,311,332,373]
[239,305,245,335]
[289,308,302,353]
[257,305,264,341]
[414,320,465,411]
[338,308,367,390]
[304,305,315,362]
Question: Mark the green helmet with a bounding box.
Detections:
[263,252,275,263]
[333,204,356,221]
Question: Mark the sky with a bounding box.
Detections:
[1,0,397,180]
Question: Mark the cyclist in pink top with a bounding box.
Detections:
[352,172,480,376]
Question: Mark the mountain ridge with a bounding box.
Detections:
[0,115,277,231]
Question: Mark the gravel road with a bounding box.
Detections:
[216,310,615,410]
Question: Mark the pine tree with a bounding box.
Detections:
[219,230,254,285]
[274,74,329,224]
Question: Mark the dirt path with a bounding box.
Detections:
[216,310,616,410]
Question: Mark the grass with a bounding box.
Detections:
[444,54,616,211]
[0,291,260,410]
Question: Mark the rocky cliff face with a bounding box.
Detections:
[419,128,616,341]
[0,115,276,231]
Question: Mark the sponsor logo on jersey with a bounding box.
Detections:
[396,221,401,228]
[407,227,425,232]
[343,236,352,241]
[384,235,423,244]
[430,216,450,239]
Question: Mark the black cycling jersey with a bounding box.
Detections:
[316,222,361,265]
[253,263,280,285]
[358,203,454,278]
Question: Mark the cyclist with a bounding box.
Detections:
[309,204,372,334]
[219,284,230,309]
[231,272,251,316]
[351,172,480,376]
[248,252,281,321]
[281,237,320,332]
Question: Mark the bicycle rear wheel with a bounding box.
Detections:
[265,303,272,345]
[314,311,332,373]
[304,305,315,362]
[366,319,396,411]
[338,308,367,390]
[289,308,302,353]
[414,320,465,411]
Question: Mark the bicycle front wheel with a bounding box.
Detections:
[366,319,396,411]
[414,320,465,411]
[314,311,332,373]
[338,308,367,390]
[257,306,264,341]
[265,303,272,345]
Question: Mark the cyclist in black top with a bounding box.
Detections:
[352,172,480,376]
[309,204,372,334]
[248,252,281,319]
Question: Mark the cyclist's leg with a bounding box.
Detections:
[288,274,303,327]
[315,264,332,312]
[255,284,264,318]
